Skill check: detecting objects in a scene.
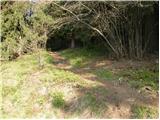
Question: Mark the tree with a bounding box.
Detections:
[1,1,53,60]
[46,1,158,59]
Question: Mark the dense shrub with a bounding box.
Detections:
[1,1,53,60]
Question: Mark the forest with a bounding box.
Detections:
[0,0,159,119]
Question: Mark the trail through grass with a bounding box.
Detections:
[1,48,159,118]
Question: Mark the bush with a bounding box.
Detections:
[1,1,53,60]
[51,92,65,108]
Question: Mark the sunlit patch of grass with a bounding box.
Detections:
[1,49,55,118]
[70,57,86,68]
[40,50,54,64]
[1,49,91,117]
[2,86,17,97]
[51,92,65,108]
[117,68,159,90]
[131,105,158,119]
[36,96,46,105]
[60,48,105,68]
[1,49,53,82]
[94,68,114,81]
[39,65,87,85]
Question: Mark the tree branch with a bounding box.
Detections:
[52,2,118,56]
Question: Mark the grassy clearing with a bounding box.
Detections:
[117,68,159,91]
[1,48,158,118]
[1,49,99,118]
[1,50,55,117]
[60,48,105,68]
[131,105,158,119]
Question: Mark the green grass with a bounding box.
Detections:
[131,105,158,119]
[39,66,86,86]
[1,48,158,118]
[2,86,17,97]
[94,68,114,81]
[117,68,159,90]
[0,51,46,117]
[51,92,65,108]
[66,85,108,118]
[1,50,52,75]
[1,49,91,118]
[76,92,107,117]
[60,48,105,68]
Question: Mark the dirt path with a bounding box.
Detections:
[50,52,72,69]
[50,51,159,118]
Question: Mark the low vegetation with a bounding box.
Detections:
[76,92,107,117]
[51,92,65,108]
[1,49,158,118]
[117,68,159,90]
[94,69,114,81]
[1,1,159,119]
[131,105,158,119]
[60,48,106,68]
[1,49,102,118]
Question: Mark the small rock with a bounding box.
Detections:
[38,87,48,96]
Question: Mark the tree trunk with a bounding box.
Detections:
[71,39,75,48]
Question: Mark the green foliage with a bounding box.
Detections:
[60,48,106,68]
[131,105,158,119]
[94,69,114,81]
[1,1,53,60]
[46,22,93,51]
[40,67,85,85]
[117,68,159,90]
[51,92,65,108]
[46,1,158,59]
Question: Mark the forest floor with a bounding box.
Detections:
[1,48,159,118]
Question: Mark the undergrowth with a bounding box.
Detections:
[117,68,159,90]
[131,105,158,119]
[51,92,65,108]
